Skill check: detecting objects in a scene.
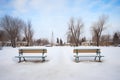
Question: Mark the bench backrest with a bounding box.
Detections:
[73,49,100,53]
[19,49,47,53]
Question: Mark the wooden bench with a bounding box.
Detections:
[15,48,47,63]
[73,49,104,62]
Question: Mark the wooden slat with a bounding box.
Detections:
[15,56,47,58]
[73,49,99,53]
[19,49,47,53]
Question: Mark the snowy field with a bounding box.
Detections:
[0,46,120,80]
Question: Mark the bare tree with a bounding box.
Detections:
[24,21,34,46]
[0,15,24,47]
[117,31,120,44]
[35,38,49,46]
[113,32,119,46]
[0,30,4,41]
[0,30,5,46]
[67,18,84,46]
[101,34,111,46]
[117,31,120,39]
[91,15,108,46]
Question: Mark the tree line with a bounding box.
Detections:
[0,15,34,47]
[0,15,51,47]
[67,15,120,46]
[0,14,120,47]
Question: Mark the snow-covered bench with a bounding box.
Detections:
[15,48,47,63]
[73,49,104,62]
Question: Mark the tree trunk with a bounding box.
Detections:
[11,39,16,48]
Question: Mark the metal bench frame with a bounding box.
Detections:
[73,49,104,62]
[15,49,47,63]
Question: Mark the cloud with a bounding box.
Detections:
[11,0,28,13]
[4,0,120,19]
[2,0,120,40]
[10,0,67,15]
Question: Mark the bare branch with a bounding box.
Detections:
[0,15,24,47]
[91,14,108,46]
[67,18,84,46]
[23,21,34,46]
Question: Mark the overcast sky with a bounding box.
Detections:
[0,0,120,42]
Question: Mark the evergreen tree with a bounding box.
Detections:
[113,33,119,46]
[56,38,59,44]
[60,39,63,46]
[81,37,86,42]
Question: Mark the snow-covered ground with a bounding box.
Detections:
[0,46,120,80]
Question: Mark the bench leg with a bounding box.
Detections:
[95,56,101,62]
[23,57,26,61]
[42,57,45,62]
[75,57,79,62]
[18,53,22,63]
[98,56,101,62]
[94,56,97,61]
[18,57,21,63]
